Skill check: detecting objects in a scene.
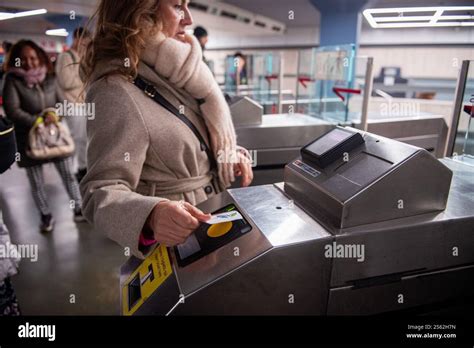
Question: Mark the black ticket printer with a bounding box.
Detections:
[285,126,453,231]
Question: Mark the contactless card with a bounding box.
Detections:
[206,211,243,225]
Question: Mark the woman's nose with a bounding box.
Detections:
[181,7,193,26]
[23,60,31,70]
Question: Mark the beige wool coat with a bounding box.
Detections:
[56,49,84,103]
[80,61,223,259]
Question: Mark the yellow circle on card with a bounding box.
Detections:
[207,221,232,238]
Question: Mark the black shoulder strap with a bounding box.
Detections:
[133,76,217,170]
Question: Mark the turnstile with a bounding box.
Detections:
[120,128,474,315]
[229,98,448,186]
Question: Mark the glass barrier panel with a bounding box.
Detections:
[452,61,474,166]
[296,44,356,123]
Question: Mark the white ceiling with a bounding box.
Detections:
[222,0,320,27]
[366,0,474,8]
[0,0,96,36]
[0,0,97,16]
[1,0,472,42]
[0,0,293,36]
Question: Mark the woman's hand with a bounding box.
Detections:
[234,150,254,187]
[147,200,210,246]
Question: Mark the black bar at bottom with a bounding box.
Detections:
[0,316,473,345]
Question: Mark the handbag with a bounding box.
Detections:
[0,116,17,174]
[26,108,75,160]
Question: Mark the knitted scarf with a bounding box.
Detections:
[9,66,47,88]
[141,33,237,189]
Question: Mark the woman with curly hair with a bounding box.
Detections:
[80,0,253,258]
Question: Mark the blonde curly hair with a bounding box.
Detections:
[81,0,163,86]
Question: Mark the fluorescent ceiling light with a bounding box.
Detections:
[46,28,69,37]
[375,15,473,22]
[363,6,474,28]
[0,8,47,21]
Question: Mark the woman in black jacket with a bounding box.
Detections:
[3,40,83,232]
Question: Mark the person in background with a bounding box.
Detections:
[3,40,84,232]
[1,41,13,93]
[233,52,247,86]
[1,42,13,72]
[56,27,91,183]
[2,41,13,51]
[193,26,213,72]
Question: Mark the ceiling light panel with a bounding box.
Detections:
[363,6,474,28]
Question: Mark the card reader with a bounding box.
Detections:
[174,204,252,267]
[301,127,365,168]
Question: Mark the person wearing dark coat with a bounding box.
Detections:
[3,40,84,232]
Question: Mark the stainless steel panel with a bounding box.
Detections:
[170,190,272,297]
[394,134,439,154]
[245,167,284,186]
[343,158,474,227]
[252,147,301,166]
[447,60,470,157]
[328,264,474,315]
[356,116,448,157]
[439,158,474,219]
[134,276,181,316]
[171,238,333,315]
[330,213,474,287]
[329,158,474,286]
[230,96,263,126]
[342,150,452,228]
[236,113,333,149]
[330,221,445,287]
[229,185,331,247]
[437,158,474,268]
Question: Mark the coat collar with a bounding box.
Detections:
[86,58,201,116]
[137,61,201,116]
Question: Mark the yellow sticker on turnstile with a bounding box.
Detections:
[122,244,172,316]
